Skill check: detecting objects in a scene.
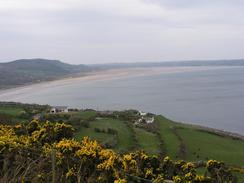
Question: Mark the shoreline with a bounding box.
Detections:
[0,66,243,138]
[0,65,237,95]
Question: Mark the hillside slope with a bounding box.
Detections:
[1,102,244,181]
[0,59,91,89]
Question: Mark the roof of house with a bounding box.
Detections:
[51,106,68,110]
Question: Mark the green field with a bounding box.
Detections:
[70,110,97,120]
[1,103,244,181]
[0,102,50,124]
[75,116,162,154]
[156,116,180,158]
[155,116,244,165]
[73,113,244,169]
[177,127,244,165]
[134,127,161,154]
[0,106,24,116]
[0,105,26,124]
[74,113,244,167]
[75,118,135,152]
[75,127,114,143]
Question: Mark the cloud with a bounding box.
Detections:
[0,0,244,63]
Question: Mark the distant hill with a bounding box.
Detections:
[91,59,244,69]
[0,59,92,89]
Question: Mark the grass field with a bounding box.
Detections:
[1,103,244,181]
[75,118,135,152]
[134,127,161,154]
[155,115,244,181]
[155,115,244,165]
[177,127,244,165]
[156,116,180,158]
[75,127,114,143]
[74,113,244,166]
[71,110,97,120]
[0,106,23,116]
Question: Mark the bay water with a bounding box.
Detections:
[0,66,244,135]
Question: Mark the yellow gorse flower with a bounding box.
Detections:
[55,139,81,154]
[0,123,237,182]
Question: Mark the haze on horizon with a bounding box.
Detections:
[0,0,244,64]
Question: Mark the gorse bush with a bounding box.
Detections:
[0,121,238,183]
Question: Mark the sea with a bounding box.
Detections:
[0,66,244,135]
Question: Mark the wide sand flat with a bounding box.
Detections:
[0,66,232,95]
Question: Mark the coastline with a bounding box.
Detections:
[0,66,193,94]
[0,66,234,95]
[0,66,243,138]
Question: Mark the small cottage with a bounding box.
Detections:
[50,106,68,114]
[145,117,154,124]
[139,111,147,116]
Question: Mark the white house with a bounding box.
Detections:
[145,117,154,124]
[135,116,154,125]
[50,106,68,114]
[139,111,147,116]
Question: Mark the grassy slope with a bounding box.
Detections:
[156,115,244,165]
[1,105,243,180]
[75,118,134,152]
[2,106,243,166]
[156,116,180,158]
[0,106,26,124]
[177,127,244,165]
[71,110,97,120]
[178,127,244,182]
[156,115,244,181]
[74,113,244,165]
[0,106,23,116]
[74,113,161,154]
[134,127,161,154]
[75,127,114,143]
[0,59,91,89]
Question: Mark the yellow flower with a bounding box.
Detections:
[114,178,127,183]
[66,168,75,178]
[173,175,182,183]
[145,168,154,178]
[141,153,148,160]
[55,139,81,154]
[97,149,117,170]
[75,137,101,158]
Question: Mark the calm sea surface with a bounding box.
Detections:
[0,66,244,135]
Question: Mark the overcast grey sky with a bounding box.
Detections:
[0,0,244,64]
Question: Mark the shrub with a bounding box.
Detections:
[0,122,239,183]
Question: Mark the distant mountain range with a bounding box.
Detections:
[91,59,244,69]
[0,58,244,90]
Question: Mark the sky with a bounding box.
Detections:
[0,0,244,64]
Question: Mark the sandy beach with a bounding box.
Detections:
[0,66,234,95]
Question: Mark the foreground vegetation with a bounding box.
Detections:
[0,102,244,182]
[0,121,240,182]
